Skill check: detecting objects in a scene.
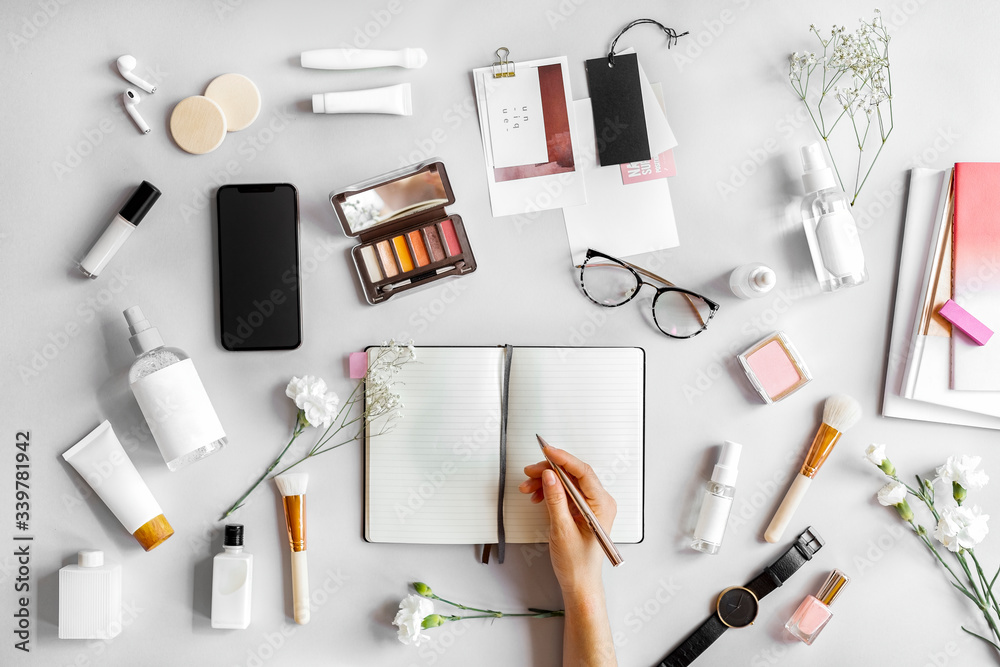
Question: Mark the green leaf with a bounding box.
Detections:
[952,581,980,604]
[962,626,1000,651]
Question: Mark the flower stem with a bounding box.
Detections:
[429,594,502,615]
[219,414,305,520]
[969,549,1000,624]
[427,593,563,619]
[443,611,564,621]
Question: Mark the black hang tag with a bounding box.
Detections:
[584,52,650,166]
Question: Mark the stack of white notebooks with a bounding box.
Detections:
[882,168,1000,429]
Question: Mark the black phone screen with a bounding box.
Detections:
[217,184,301,351]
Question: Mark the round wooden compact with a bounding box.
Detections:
[205,73,261,132]
[169,95,227,155]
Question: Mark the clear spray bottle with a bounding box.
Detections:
[124,306,227,471]
[800,143,868,292]
[691,440,742,554]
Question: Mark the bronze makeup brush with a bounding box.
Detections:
[275,473,310,624]
[765,395,862,543]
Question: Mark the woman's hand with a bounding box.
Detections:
[519,446,617,600]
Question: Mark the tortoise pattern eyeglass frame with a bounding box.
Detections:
[577,249,721,339]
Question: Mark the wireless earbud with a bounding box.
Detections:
[123,89,150,134]
[116,55,156,94]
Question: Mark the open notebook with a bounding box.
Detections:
[364,346,644,546]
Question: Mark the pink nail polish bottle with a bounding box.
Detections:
[785,569,850,645]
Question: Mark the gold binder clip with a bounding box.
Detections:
[492,47,515,78]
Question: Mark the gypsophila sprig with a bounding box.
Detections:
[219,341,416,519]
[864,444,1000,652]
[392,582,563,646]
[788,11,893,205]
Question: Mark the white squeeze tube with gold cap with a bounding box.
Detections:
[124,305,228,471]
[62,421,174,551]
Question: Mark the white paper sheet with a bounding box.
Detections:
[622,48,677,156]
[503,347,644,544]
[484,67,550,169]
[474,57,587,218]
[365,348,503,544]
[562,98,679,264]
[882,168,1000,429]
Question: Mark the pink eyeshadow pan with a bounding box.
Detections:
[737,332,812,404]
[440,218,460,256]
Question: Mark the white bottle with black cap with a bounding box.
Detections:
[691,440,742,554]
[79,181,161,278]
[212,524,253,629]
[124,305,227,471]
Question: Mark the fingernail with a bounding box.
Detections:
[543,470,556,487]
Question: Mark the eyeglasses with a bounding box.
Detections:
[577,249,720,338]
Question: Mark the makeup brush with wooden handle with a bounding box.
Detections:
[764,395,862,543]
[275,473,310,624]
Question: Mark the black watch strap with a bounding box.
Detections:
[655,527,825,667]
[657,614,727,667]
[745,526,825,600]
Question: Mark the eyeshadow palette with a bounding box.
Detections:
[331,160,477,304]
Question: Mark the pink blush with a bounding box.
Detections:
[746,341,801,399]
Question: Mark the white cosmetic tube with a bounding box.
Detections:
[301,48,427,70]
[62,421,174,551]
[311,83,412,116]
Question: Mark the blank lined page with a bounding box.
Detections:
[503,347,644,544]
[365,347,504,544]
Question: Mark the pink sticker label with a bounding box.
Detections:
[349,352,368,379]
[620,149,676,185]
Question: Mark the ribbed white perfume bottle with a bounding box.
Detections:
[59,550,121,639]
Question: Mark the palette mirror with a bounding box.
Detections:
[342,169,449,233]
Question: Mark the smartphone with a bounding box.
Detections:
[216,184,301,351]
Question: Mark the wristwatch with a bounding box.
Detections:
[657,526,825,667]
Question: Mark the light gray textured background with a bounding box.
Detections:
[1,0,997,665]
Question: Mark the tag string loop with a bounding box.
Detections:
[608,18,689,67]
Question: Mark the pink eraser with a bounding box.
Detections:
[939,299,994,345]
[349,352,368,379]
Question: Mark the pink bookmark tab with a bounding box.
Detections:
[939,299,994,346]
[349,352,368,379]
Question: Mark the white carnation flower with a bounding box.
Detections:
[935,455,989,491]
[864,443,887,466]
[934,505,990,552]
[393,594,434,646]
[876,480,907,507]
[286,375,340,428]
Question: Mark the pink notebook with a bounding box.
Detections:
[952,163,1000,390]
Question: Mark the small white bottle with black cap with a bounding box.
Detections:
[79,181,161,278]
[212,524,253,629]
[730,262,776,299]
[124,305,227,471]
[691,440,742,554]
